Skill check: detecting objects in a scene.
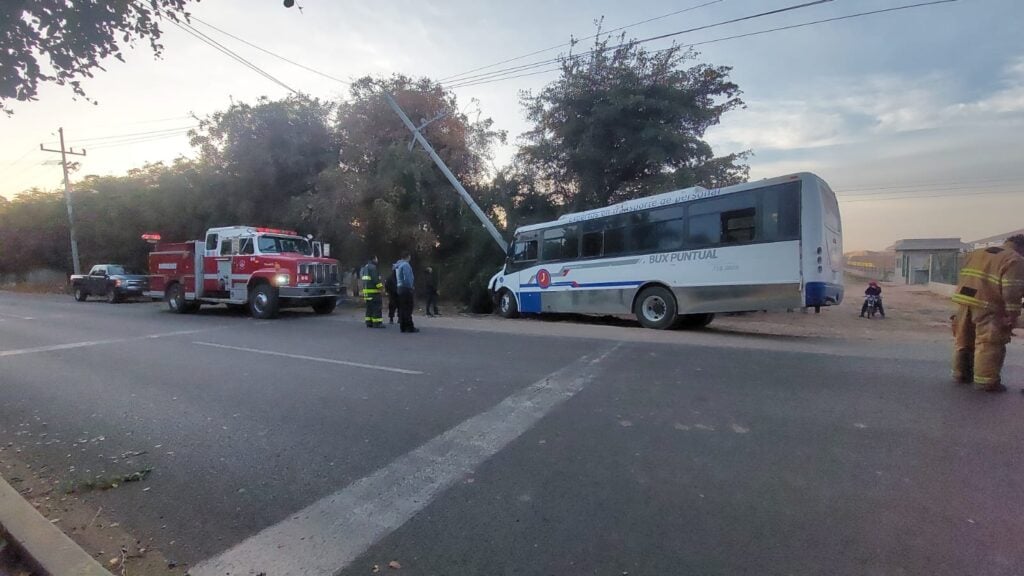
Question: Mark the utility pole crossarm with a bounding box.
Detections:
[384,93,509,253]
[39,127,86,275]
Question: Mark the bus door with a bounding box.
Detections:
[507,231,540,312]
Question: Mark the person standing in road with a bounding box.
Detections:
[360,256,384,329]
[384,266,399,325]
[951,234,1024,392]
[395,252,419,333]
[424,266,440,317]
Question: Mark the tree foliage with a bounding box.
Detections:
[0,0,197,114]
[518,32,749,212]
[1,35,753,308]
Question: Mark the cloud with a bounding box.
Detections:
[708,55,1024,155]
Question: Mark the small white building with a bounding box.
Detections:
[892,238,968,285]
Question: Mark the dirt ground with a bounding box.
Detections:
[0,450,186,576]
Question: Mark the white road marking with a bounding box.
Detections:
[0,311,36,320]
[191,343,621,576]
[191,341,423,375]
[0,328,217,358]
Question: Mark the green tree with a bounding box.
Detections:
[0,0,197,114]
[324,75,507,302]
[191,95,337,225]
[518,32,749,212]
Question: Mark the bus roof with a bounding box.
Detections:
[514,172,819,234]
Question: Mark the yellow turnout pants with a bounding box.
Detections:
[952,304,1012,388]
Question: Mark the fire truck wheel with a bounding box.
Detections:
[312,297,337,315]
[166,283,188,314]
[250,282,280,319]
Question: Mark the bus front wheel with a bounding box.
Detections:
[498,290,519,319]
[635,286,677,330]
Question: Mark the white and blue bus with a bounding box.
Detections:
[488,172,843,329]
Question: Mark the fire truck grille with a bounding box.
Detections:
[299,263,339,286]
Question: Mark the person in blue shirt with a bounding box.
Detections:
[394,252,419,333]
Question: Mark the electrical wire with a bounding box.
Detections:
[836,181,1024,198]
[60,126,196,145]
[439,0,725,82]
[834,176,1024,193]
[442,0,836,88]
[168,18,299,94]
[445,0,958,89]
[189,15,351,86]
[838,188,1023,203]
[86,130,195,150]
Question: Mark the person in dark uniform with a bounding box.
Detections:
[424,266,440,317]
[384,267,399,324]
[360,256,384,328]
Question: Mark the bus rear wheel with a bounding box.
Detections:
[497,289,519,319]
[635,286,677,330]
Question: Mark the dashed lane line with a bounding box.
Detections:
[191,341,424,375]
[0,328,220,358]
[190,343,621,576]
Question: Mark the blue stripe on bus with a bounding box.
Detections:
[520,280,643,289]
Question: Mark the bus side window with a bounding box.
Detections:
[721,208,756,244]
[581,231,603,258]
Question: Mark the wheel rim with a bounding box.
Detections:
[75,289,82,299]
[254,291,269,313]
[642,295,668,323]
[500,292,511,314]
[169,289,180,310]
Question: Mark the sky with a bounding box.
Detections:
[1,0,1022,251]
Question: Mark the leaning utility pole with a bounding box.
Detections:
[40,128,86,275]
[384,93,508,253]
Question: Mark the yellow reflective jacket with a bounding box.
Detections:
[953,242,1024,316]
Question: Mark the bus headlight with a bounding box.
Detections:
[275,274,290,286]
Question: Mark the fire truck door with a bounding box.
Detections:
[217,238,233,292]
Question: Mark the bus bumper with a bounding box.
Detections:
[805,281,843,307]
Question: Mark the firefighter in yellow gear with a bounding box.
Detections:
[951,235,1024,392]
[360,256,385,328]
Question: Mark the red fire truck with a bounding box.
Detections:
[144,226,342,319]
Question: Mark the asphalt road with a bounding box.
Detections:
[0,292,1022,576]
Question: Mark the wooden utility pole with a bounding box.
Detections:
[40,128,87,275]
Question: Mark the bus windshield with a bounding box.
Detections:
[258,235,312,255]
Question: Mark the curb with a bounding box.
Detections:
[0,474,109,576]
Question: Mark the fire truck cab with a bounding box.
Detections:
[145,226,342,319]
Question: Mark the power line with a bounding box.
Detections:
[442,0,836,88]
[87,131,195,150]
[168,17,299,94]
[834,176,1024,193]
[836,180,1024,198]
[189,15,351,86]
[446,0,959,89]
[838,188,1023,203]
[57,125,196,145]
[439,0,725,83]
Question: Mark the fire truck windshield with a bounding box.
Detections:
[257,235,312,255]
